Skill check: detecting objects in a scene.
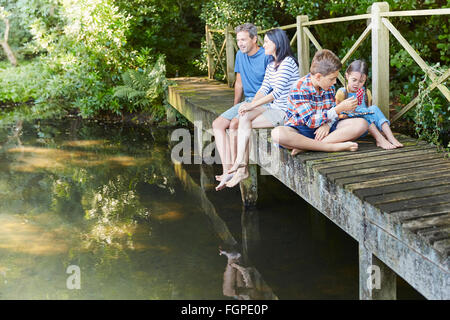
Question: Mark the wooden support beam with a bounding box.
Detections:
[341,23,372,65]
[370,2,390,119]
[303,27,346,86]
[382,18,450,102]
[205,25,215,79]
[297,15,310,77]
[225,25,236,87]
[392,68,450,122]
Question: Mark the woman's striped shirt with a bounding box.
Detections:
[259,56,300,112]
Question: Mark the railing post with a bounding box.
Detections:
[297,15,310,77]
[370,2,390,118]
[205,25,215,79]
[225,25,236,87]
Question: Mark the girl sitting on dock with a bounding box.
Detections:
[219,28,300,189]
[271,49,368,155]
[335,59,403,149]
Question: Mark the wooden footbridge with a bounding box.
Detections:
[167,3,450,300]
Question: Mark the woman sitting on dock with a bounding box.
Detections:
[222,28,300,189]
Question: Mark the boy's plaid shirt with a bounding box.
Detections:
[285,73,337,128]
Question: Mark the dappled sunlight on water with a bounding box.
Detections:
[7,145,151,172]
[0,214,70,256]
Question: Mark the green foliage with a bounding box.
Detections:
[113,55,168,119]
[413,65,449,153]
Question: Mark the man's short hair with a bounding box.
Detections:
[310,49,342,76]
[235,23,258,39]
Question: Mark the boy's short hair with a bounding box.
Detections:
[235,23,258,39]
[310,49,342,76]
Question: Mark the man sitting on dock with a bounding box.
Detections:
[212,23,270,191]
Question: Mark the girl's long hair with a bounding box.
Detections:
[344,59,369,106]
[266,28,298,70]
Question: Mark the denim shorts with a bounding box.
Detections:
[220,97,253,120]
[287,121,339,139]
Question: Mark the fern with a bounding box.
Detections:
[113,55,168,115]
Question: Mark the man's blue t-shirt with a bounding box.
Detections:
[234,47,270,98]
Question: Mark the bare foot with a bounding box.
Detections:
[227,163,246,174]
[334,141,359,152]
[376,139,396,150]
[215,173,234,191]
[387,137,404,148]
[226,168,249,188]
[291,148,305,156]
[345,142,359,152]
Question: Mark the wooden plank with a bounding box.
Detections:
[417,226,450,245]
[355,176,450,199]
[335,162,450,186]
[432,239,450,256]
[365,184,450,205]
[341,23,372,65]
[376,193,450,213]
[319,152,444,175]
[382,18,450,102]
[381,8,450,17]
[258,23,297,34]
[391,203,450,220]
[402,213,450,231]
[302,14,372,26]
[300,139,429,164]
[313,147,441,171]
[326,157,448,182]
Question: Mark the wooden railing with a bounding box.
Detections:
[205,2,450,122]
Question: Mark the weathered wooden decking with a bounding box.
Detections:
[168,77,450,300]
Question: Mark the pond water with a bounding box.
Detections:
[0,118,423,299]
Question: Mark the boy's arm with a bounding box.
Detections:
[288,88,334,128]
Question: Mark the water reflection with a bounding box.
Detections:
[176,164,277,300]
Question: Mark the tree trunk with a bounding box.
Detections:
[0,18,17,67]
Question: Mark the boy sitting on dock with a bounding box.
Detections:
[271,49,368,154]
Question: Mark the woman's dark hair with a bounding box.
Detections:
[344,59,369,105]
[265,28,298,69]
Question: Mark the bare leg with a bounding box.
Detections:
[322,118,368,143]
[215,118,240,190]
[368,123,396,149]
[225,109,273,188]
[212,116,232,179]
[271,126,359,152]
[228,107,266,174]
[381,122,403,148]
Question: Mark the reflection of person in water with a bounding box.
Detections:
[220,248,277,300]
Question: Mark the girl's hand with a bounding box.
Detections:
[314,123,330,141]
[336,97,357,114]
[238,103,253,115]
